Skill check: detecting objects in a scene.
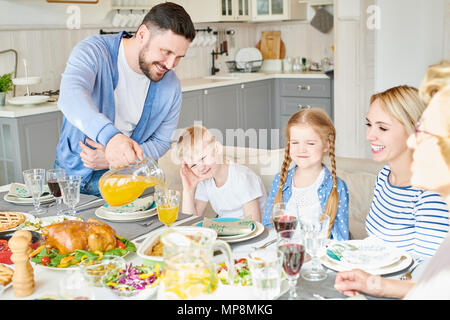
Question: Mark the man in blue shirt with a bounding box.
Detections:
[55,2,195,196]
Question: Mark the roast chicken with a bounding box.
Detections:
[41,218,117,254]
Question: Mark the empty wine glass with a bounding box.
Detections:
[277,229,305,300]
[22,168,46,216]
[58,175,81,216]
[298,212,330,281]
[46,168,66,216]
[271,202,298,233]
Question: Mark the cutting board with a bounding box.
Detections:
[256,31,285,60]
[256,40,285,60]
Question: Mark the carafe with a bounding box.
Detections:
[157,226,235,300]
[98,157,164,206]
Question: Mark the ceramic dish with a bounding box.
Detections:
[94,204,157,222]
[17,215,83,232]
[326,240,403,270]
[194,217,256,240]
[7,95,49,106]
[320,250,413,276]
[12,76,41,86]
[3,193,55,206]
[219,221,264,244]
[1,212,37,233]
[235,48,263,70]
[136,228,167,268]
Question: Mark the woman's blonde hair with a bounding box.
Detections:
[370,85,426,135]
[274,108,338,236]
[174,125,216,161]
[434,86,450,167]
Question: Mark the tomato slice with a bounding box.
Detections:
[0,240,9,252]
[41,256,51,266]
[116,239,126,249]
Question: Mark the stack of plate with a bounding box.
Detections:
[235,48,263,70]
[195,218,264,243]
[321,239,413,275]
[3,192,54,206]
[95,197,157,222]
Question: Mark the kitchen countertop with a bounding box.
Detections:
[0,71,330,118]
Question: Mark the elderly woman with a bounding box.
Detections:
[364,84,449,257]
[334,61,450,299]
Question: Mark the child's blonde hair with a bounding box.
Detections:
[275,108,338,236]
[175,125,216,162]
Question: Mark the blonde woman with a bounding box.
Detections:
[175,125,266,221]
[262,107,349,241]
[365,85,449,257]
[335,61,450,299]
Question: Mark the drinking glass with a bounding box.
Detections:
[22,168,46,216]
[277,229,305,300]
[58,175,81,216]
[298,212,330,281]
[58,270,95,300]
[46,168,66,216]
[155,187,180,227]
[271,202,298,233]
[247,248,283,300]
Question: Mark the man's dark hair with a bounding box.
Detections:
[141,2,195,41]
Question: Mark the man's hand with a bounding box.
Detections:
[79,138,110,170]
[105,133,144,169]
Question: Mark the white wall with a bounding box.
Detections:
[374,0,446,92]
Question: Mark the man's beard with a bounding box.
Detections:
[138,50,168,82]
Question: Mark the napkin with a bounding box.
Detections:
[202,218,254,236]
[8,183,50,198]
[103,196,155,213]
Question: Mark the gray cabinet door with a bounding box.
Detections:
[202,85,240,146]
[179,90,204,129]
[0,111,62,184]
[280,97,332,118]
[239,80,272,149]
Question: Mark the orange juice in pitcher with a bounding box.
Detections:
[98,157,165,207]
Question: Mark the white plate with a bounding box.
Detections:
[1,212,36,232]
[235,47,263,69]
[220,221,265,244]
[194,218,256,240]
[17,215,83,232]
[3,193,55,205]
[321,250,413,276]
[95,205,157,222]
[7,95,49,106]
[12,76,41,86]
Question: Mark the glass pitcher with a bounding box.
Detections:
[157,226,235,300]
[98,156,165,207]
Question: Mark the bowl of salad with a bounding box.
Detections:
[101,262,161,299]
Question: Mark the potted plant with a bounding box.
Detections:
[0,72,14,106]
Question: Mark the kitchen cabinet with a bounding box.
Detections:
[177,0,251,23]
[251,0,307,21]
[0,111,63,185]
[274,78,332,146]
[179,80,272,148]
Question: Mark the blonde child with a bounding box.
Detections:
[262,107,349,241]
[175,125,267,221]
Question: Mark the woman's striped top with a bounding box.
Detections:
[365,166,450,257]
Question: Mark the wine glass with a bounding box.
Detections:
[22,168,47,216]
[46,168,66,216]
[58,175,81,216]
[271,202,298,233]
[154,187,180,227]
[277,229,305,300]
[298,212,330,281]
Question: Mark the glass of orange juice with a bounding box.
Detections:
[155,187,180,227]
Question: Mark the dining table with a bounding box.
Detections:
[0,184,428,301]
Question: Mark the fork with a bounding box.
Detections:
[400,259,423,280]
[138,221,155,228]
[253,238,277,250]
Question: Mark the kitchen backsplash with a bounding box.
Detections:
[0,20,333,97]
